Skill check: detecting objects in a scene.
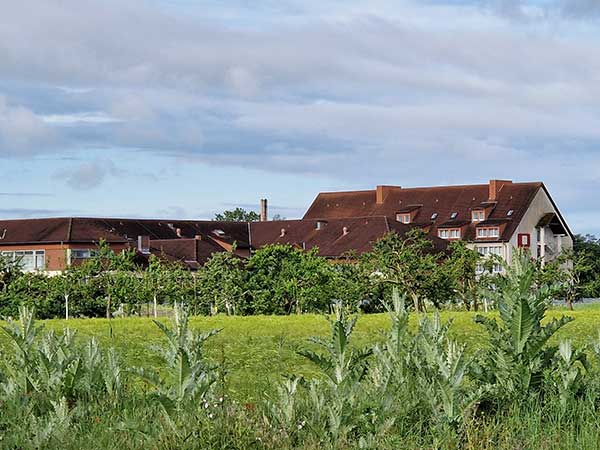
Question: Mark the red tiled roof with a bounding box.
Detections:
[250,216,448,257]
[0,217,251,247]
[150,238,227,265]
[303,181,544,242]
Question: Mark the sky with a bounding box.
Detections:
[1,0,600,234]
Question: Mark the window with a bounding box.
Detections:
[430,212,438,220]
[507,209,514,216]
[396,213,411,224]
[1,250,45,271]
[518,233,530,248]
[438,228,461,239]
[477,246,502,256]
[472,210,485,222]
[450,212,458,219]
[71,249,97,259]
[477,227,500,238]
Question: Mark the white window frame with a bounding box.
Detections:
[472,210,485,222]
[1,250,46,271]
[396,213,411,224]
[476,227,500,239]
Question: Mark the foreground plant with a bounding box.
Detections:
[475,251,574,401]
[136,305,221,428]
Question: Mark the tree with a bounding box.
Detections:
[362,229,450,312]
[572,234,600,298]
[140,255,188,317]
[444,240,481,311]
[214,207,260,222]
[246,244,334,314]
[194,251,246,315]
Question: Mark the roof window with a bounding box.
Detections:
[430,212,438,220]
[450,212,458,219]
[212,229,226,237]
[507,209,514,216]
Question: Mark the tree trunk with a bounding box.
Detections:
[153,294,158,318]
[65,294,69,320]
[106,295,111,319]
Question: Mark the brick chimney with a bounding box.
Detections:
[489,179,512,201]
[376,185,400,204]
[260,198,268,222]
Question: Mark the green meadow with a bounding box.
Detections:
[8,304,600,402]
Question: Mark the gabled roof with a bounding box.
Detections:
[303,181,544,242]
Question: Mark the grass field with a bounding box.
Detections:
[5,303,600,402]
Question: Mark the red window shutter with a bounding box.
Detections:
[518,233,530,248]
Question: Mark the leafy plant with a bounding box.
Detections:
[474,250,573,401]
[136,305,221,427]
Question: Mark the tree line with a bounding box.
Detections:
[0,229,596,319]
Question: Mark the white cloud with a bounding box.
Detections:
[0,95,58,155]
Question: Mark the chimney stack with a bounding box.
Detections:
[260,198,268,222]
[376,185,400,204]
[488,179,512,201]
[137,235,150,254]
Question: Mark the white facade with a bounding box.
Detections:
[467,186,572,269]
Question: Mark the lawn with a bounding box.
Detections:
[3,304,600,402]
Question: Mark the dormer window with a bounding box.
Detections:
[450,212,458,219]
[472,210,485,222]
[476,227,499,239]
[396,213,411,224]
[438,228,461,239]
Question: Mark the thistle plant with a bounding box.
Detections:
[296,300,372,444]
[136,305,221,427]
[474,251,573,401]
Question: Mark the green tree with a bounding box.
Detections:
[195,251,246,315]
[246,244,334,314]
[572,234,600,298]
[444,240,481,311]
[362,229,450,312]
[214,207,260,222]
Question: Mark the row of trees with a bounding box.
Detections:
[0,229,594,319]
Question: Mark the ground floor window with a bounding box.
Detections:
[1,250,46,271]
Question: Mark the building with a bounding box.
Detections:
[0,179,571,272]
[304,179,572,270]
[0,218,250,273]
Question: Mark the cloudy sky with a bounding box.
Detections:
[1,0,599,233]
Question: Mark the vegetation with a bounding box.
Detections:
[214,207,261,222]
[2,257,600,448]
[4,230,600,319]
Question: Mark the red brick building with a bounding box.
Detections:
[0,179,571,272]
